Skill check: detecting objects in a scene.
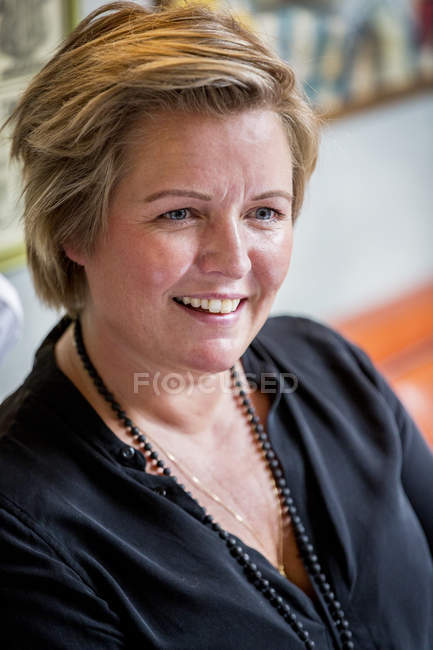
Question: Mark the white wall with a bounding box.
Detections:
[1,88,432,400]
[273,91,433,320]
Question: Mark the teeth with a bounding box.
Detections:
[209,299,222,313]
[178,297,241,313]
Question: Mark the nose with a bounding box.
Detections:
[197,215,252,280]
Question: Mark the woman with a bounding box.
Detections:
[0,3,432,649]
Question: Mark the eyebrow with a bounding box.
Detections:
[253,191,293,203]
[141,189,293,203]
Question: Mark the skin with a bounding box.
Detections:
[60,106,296,446]
[65,108,293,383]
[57,108,315,594]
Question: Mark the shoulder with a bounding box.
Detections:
[258,314,342,348]
[258,313,356,350]
[255,316,430,459]
[255,315,410,438]
[0,318,85,520]
[0,376,36,442]
[0,317,71,441]
[257,314,377,383]
[0,361,50,452]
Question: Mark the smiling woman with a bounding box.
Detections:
[0,3,432,650]
[64,109,294,375]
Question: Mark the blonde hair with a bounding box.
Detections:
[8,1,320,315]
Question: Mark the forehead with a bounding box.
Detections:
[121,109,292,174]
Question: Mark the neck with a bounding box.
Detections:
[57,316,241,440]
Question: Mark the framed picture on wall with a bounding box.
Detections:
[0,0,78,272]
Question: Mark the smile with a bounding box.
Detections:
[173,296,242,314]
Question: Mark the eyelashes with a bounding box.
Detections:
[157,206,286,224]
[160,208,190,221]
[253,207,284,221]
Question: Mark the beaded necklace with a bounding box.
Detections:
[73,318,355,650]
[132,412,286,575]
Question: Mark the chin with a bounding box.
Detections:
[184,343,244,376]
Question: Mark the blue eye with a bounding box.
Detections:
[255,207,275,220]
[162,208,189,220]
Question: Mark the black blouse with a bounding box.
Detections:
[0,316,432,649]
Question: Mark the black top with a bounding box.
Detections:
[0,316,432,650]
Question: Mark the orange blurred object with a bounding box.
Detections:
[333,280,433,449]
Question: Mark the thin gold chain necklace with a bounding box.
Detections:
[135,373,287,576]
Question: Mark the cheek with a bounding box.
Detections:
[254,230,293,292]
[146,267,169,288]
[123,236,196,296]
[149,240,193,276]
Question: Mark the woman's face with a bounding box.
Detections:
[76,109,294,375]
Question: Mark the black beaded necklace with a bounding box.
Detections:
[73,318,354,650]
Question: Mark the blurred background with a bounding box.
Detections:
[1,0,433,438]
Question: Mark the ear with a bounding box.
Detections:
[63,243,87,267]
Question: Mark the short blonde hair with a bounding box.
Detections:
[8,1,320,315]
